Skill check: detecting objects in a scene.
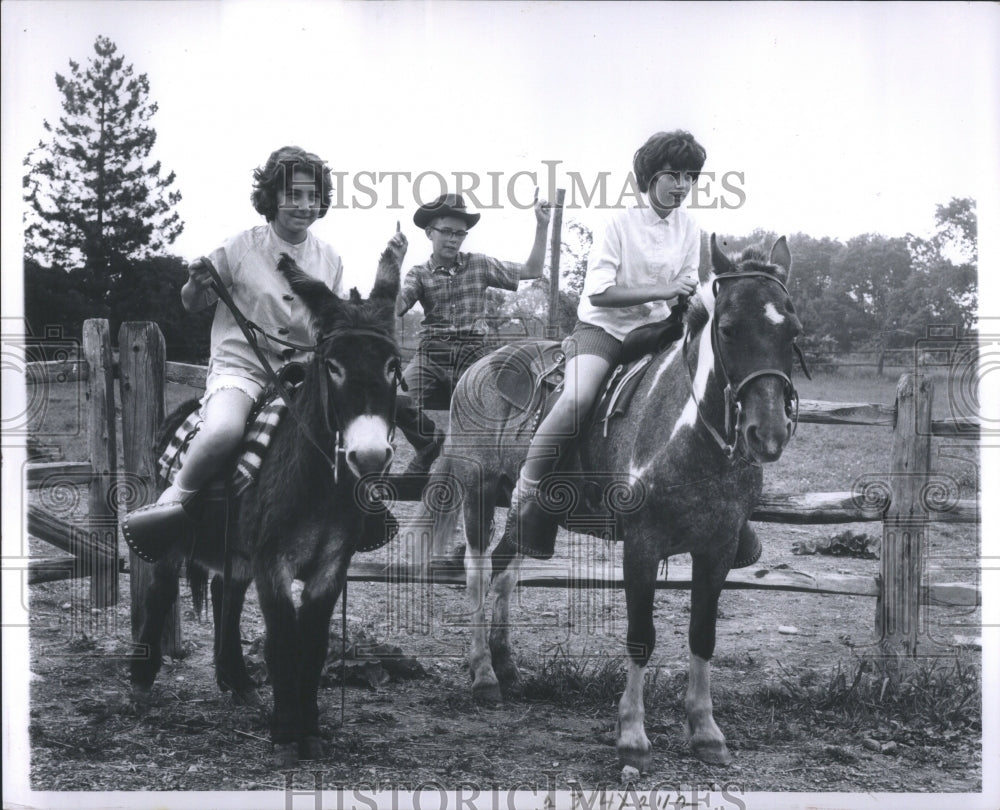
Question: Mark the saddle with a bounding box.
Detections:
[494,310,686,436]
[123,381,396,563]
[157,394,286,501]
[494,340,567,414]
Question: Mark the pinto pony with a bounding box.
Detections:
[130,248,402,767]
[406,235,806,771]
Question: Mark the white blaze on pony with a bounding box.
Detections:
[763,301,786,325]
[668,278,716,441]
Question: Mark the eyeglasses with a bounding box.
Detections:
[430,227,469,240]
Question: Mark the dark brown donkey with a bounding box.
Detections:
[130,248,402,767]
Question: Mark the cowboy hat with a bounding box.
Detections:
[413,193,481,230]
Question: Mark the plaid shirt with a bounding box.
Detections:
[399,252,523,336]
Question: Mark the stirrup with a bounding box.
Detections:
[121,500,196,563]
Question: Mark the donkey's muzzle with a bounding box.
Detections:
[342,415,395,478]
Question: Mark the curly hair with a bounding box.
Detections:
[251,146,333,221]
[632,130,707,193]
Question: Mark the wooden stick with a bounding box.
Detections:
[83,319,118,608]
[119,321,181,655]
[547,188,566,339]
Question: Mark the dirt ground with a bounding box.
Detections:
[23,504,983,803]
[18,385,987,807]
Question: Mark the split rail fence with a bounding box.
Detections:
[23,319,980,659]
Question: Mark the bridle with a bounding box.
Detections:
[201,257,402,484]
[308,327,403,484]
[683,271,812,462]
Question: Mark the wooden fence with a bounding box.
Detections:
[24,319,980,660]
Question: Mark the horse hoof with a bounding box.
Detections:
[130,684,153,706]
[472,680,503,705]
[615,746,652,775]
[493,657,521,686]
[227,684,261,707]
[272,743,299,769]
[233,689,262,707]
[299,736,324,761]
[690,739,733,766]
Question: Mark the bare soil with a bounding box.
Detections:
[25,509,982,799]
[20,378,986,803]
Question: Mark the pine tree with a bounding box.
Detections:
[23,35,183,300]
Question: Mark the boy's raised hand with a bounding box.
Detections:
[533,187,552,227]
[386,220,408,265]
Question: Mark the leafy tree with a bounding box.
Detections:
[23,258,99,344]
[107,255,212,363]
[23,35,183,302]
[492,219,593,338]
[832,233,913,374]
[783,233,848,355]
[902,197,977,336]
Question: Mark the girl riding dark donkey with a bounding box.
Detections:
[124,145,406,547]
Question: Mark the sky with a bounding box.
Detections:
[2,1,998,294]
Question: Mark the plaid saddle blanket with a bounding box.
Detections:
[157,396,287,496]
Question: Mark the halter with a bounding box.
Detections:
[200,257,401,483]
[684,270,812,462]
[311,327,403,484]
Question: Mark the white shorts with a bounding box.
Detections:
[202,371,265,408]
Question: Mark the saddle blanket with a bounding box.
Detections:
[157,397,287,496]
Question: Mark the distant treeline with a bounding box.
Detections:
[25,199,976,373]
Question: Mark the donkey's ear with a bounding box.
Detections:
[369,244,402,304]
[369,300,397,333]
[769,236,792,283]
[709,233,738,277]
[276,253,342,317]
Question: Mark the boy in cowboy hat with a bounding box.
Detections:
[396,190,550,474]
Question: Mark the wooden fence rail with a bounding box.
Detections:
[23,318,981,660]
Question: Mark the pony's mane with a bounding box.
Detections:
[683,245,781,337]
[733,245,779,276]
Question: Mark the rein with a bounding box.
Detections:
[683,271,812,462]
[201,257,345,476]
[201,257,399,481]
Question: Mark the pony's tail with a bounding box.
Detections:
[396,452,465,571]
[187,560,211,621]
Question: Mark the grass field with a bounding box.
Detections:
[23,366,981,518]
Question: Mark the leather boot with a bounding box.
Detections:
[505,473,559,560]
[121,492,197,563]
[731,521,762,568]
[356,507,399,553]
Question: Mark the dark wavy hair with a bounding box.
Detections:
[251,146,333,221]
[633,130,707,192]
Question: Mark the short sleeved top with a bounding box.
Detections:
[205,224,346,386]
[398,252,522,336]
[578,200,700,341]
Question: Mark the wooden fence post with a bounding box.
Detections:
[877,373,934,661]
[82,319,118,609]
[118,322,182,655]
[546,188,566,339]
